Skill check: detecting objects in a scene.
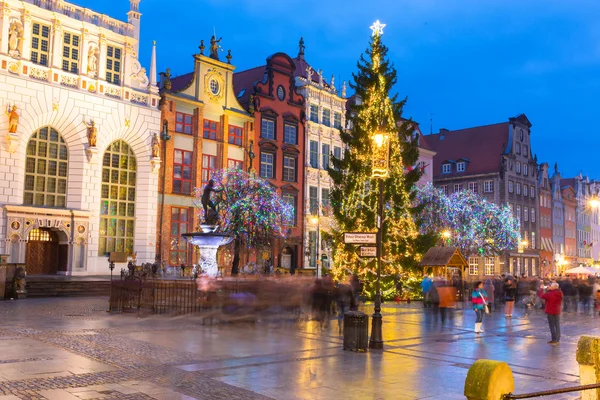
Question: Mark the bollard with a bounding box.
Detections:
[464,360,514,400]
[576,336,600,400]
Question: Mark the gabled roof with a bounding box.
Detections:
[293,56,331,88]
[232,65,266,110]
[419,246,467,267]
[427,122,510,179]
[170,72,194,92]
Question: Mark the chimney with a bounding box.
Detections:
[439,128,449,140]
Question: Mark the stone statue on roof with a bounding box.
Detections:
[209,36,222,60]
[298,37,305,58]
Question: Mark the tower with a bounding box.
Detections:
[127,0,142,54]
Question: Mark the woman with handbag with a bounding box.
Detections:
[471,281,489,333]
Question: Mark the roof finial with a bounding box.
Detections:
[149,40,158,94]
[226,50,232,64]
[199,40,205,55]
[298,37,305,59]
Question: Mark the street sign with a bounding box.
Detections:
[344,232,377,244]
[359,246,377,257]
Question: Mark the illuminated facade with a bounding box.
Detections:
[0,0,160,275]
[157,39,254,269]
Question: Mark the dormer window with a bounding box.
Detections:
[442,163,451,174]
[456,162,466,172]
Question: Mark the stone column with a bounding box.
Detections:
[97,34,107,83]
[577,336,600,400]
[21,10,32,61]
[50,18,62,70]
[0,4,11,55]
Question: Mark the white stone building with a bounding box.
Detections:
[0,0,160,275]
[293,41,346,271]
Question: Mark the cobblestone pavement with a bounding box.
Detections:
[0,297,599,399]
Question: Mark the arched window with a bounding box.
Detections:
[99,140,136,255]
[24,127,68,207]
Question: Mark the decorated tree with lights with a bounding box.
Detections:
[416,184,520,257]
[328,21,435,289]
[193,169,293,275]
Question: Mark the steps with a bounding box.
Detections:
[25,279,111,298]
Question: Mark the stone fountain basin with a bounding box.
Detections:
[182,232,234,248]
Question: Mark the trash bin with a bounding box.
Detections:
[343,311,369,352]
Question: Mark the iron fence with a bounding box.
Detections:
[503,382,600,399]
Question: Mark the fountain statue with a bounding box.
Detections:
[182,180,233,277]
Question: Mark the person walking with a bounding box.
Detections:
[471,281,489,333]
[538,282,564,345]
[421,275,433,308]
[504,278,517,318]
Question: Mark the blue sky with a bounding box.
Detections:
[80,0,600,178]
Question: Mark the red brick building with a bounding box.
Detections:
[156,41,254,270]
[233,53,306,271]
[562,185,578,269]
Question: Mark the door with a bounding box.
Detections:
[281,247,292,269]
[26,228,59,275]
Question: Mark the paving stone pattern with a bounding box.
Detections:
[0,297,599,399]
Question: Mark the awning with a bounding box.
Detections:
[541,237,554,252]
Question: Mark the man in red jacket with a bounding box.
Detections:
[538,282,564,344]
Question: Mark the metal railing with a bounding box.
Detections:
[503,382,600,399]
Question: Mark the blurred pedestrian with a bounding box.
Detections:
[538,282,564,344]
[484,279,495,312]
[471,281,489,333]
[504,278,517,318]
[335,282,355,335]
[421,275,433,308]
[438,283,457,324]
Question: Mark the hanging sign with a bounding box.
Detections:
[359,246,377,257]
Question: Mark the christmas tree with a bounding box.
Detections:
[329,21,434,284]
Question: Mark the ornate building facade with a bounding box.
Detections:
[292,39,346,272]
[550,164,566,273]
[538,162,553,274]
[233,52,305,272]
[0,0,160,275]
[157,38,254,270]
[428,114,540,279]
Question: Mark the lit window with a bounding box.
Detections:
[515,142,521,154]
[309,141,319,168]
[485,257,495,276]
[484,181,494,193]
[322,108,331,127]
[516,183,521,195]
[260,152,274,179]
[106,45,122,85]
[203,120,217,140]
[310,104,319,123]
[283,156,296,182]
[176,113,193,134]
[170,207,191,265]
[62,32,80,73]
[322,143,330,169]
[201,154,216,183]
[531,209,536,223]
[227,159,243,170]
[454,183,463,192]
[516,161,521,174]
[442,185,448,195]
[523,164,528,176]
[309,186,319,215]
[468,257,479,275]
[524,207,529,222]
[456,162,465,172]
[228,125,243,146]
[261,118,275,140]
[524,185,528,197]
[509,181,514,193]
[24,127,68,207]
[282,194,296,226]
[468,182,478,193]
[333,112,342,129]
[31,22,50,66]
[99,141,136,256]
[442,164,451,174]
[283,123,297,144]
[173,149,192,195]
[321,188,330,215]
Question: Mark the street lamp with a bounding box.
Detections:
[441,230,451,247]
[369,129,390,350]
[310,214,321,278]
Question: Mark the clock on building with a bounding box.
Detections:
[277,85,285,101]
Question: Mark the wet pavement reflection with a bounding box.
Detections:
[0,297,596,399]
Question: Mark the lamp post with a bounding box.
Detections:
[107,256,115,312]
[369,130,389,350]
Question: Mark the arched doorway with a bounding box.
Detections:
[26,228,59,275]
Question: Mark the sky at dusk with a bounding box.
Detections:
[79,0,600,179]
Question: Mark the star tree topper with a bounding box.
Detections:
[370,20,386,36]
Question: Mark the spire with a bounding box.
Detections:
[298,37,305,60]
[149,40,158,94]
[127,0,142,55]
